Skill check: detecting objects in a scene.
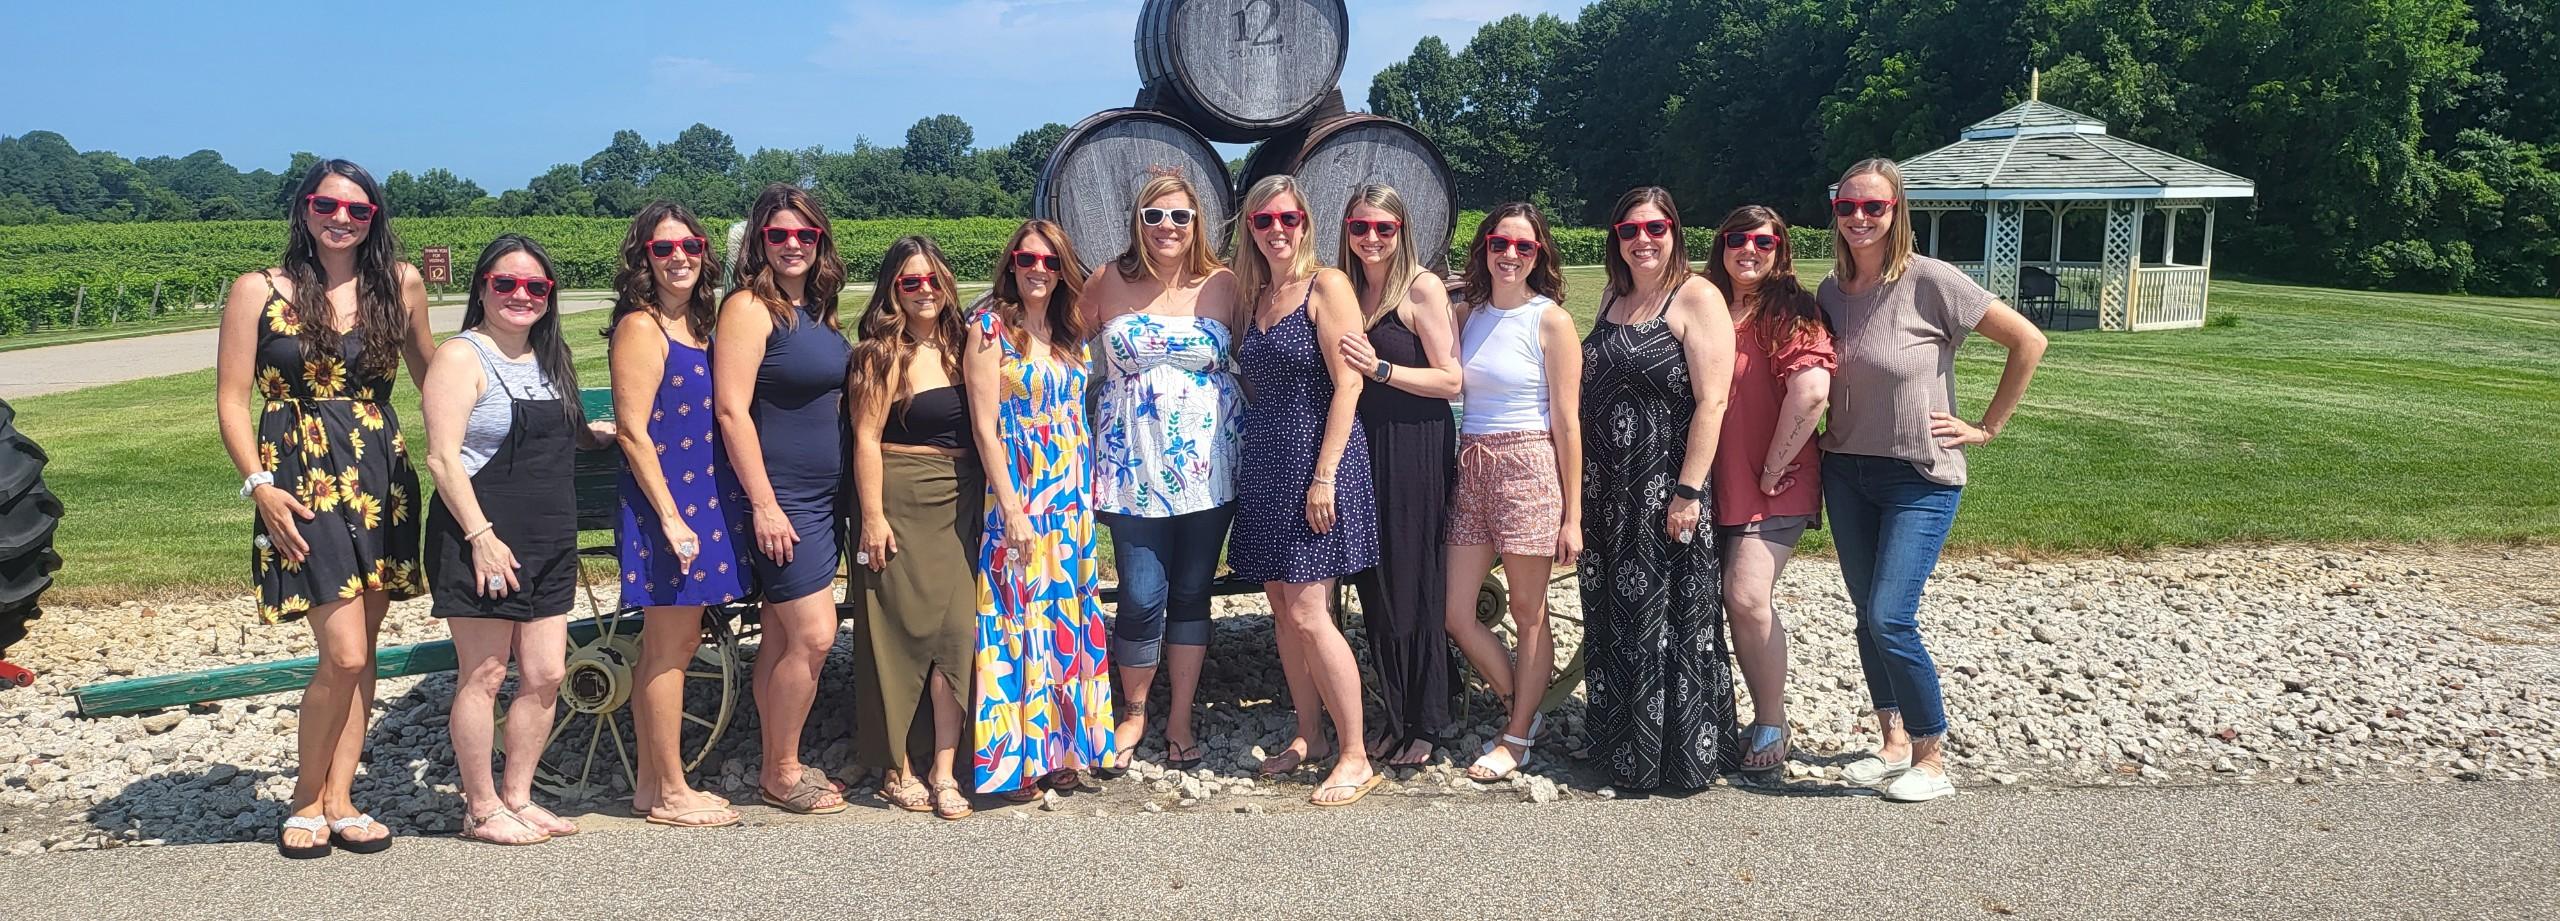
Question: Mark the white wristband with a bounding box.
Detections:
[240,471,275,499]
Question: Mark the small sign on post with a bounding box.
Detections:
[421,246,452,286]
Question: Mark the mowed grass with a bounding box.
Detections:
[14,269,2556,601]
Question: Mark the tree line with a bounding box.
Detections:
[0,117,1072,227]
[1367,0,2558,296]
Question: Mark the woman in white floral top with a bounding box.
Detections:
[1083,173,1246,773]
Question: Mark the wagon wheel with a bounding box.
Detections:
[497,607,741,802]
[1455,568,1586,721]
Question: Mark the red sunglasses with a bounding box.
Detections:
[1345,218,1401,239]
[763,226,824,246]
[1723,232,1781,252]
[1831,198,1896,218]
[1484,234,1541,256]
[648,236,708,259]
[1011,250,1063,271]
[1249,209,1308,230]
[486,274,555,297]
[1613,220,1673,240]
[893,274,936,293]
[304,194,378,223]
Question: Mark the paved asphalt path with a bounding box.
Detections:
[0,293,616,400]
[2,782,2549,919]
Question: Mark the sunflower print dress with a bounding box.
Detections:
[969,308,1115,793]
[249,281,424,623]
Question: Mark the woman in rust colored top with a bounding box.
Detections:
[1705,205,1834,777]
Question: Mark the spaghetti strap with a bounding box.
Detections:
[456,331,527,401]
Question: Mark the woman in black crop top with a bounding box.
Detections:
[846,236,982,819]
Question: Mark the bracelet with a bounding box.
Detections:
[238,470,275,500]
[1311,476,1336,486]
[1668,482,1703,501]
[463,523,496,542]
[1371,359,1392,383]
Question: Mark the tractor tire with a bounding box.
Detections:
[0,398,61,659]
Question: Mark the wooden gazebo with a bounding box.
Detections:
[1889,85,2255,330]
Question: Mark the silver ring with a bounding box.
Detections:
[254,534,272,551]
[1677,529,1694,544]
[486,574,506,590]
[677,540,698,555]
[854,551,871,565]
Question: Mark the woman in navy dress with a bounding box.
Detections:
[610,201,750,828]
[1226,175,1382,807]
[713,184,853,815]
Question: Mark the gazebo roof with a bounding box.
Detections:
[1895,100,2255,202]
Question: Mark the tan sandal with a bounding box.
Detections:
[930,780,973,820]
[459,808,550,846]
[644,805,741,828]
[1310,772,1384,807]
[508,802,579,837]
[875,775,932,813]
[760,768,849,815]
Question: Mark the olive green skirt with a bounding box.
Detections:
[851,451,984,772]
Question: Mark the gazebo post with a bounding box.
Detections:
[2202,205,2217,314]
[2099,199,2145,331]
[1984,200,2024,305]
[2164,207,2180,266]
[1928,211,1944,257]
[2048,205,2064,267]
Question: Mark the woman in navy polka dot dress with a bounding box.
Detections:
[1226,176,1383,807]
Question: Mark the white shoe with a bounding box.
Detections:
[1479,712,1545,757]
[1841,752,1913,785]
[1881,767,1955,802]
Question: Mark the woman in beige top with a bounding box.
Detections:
[1816,157,2046,803]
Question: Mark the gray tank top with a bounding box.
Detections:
[456,331,560,476]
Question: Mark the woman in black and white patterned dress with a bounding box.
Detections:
[1578,187,1740,792]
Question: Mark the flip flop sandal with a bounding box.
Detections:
[875,777,933,813]
[329,814,393,854]
[1309,773,1384,807]
[1741,723,1792,774]
[930,780,974,820]
[645,805,741,829]
[1040,768,1082,792]
[276,815,331,860]
[761,769,850,815]
[459,808,550,846]
[1164,740,1205,771]
[1000,786,1043,803]
[1257,744,1333,778]
[510,803,580,837]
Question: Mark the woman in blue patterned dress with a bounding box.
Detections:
[609,201,749,828]
[1083,173,1244,772]
[964,220,1115,798]
[1226,175,1382,807]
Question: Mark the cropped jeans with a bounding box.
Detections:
[1820,452,1962,739]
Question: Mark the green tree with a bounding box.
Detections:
[903,115,976,176]
[582,129,656,185]
[654,124,741,178]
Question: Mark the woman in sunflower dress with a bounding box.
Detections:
[962,221,1115,798]
[215,160,432,858]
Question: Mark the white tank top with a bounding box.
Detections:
[1457,295,1552,434]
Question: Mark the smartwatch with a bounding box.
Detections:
[1668,482,1703,501]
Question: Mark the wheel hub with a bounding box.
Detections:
[560,634,639,715]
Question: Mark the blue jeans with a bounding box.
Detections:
[1100,505,1235,669]
[1821,453,1963,739]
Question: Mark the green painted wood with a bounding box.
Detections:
[74,615,636,717]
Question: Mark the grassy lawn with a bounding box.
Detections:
[14,268,2556,601]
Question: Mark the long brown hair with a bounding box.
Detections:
[1337,183,1419,329]
[984,220,1087,359]
[461,234,584,432]
[608,200,723,343]
[1832,157,1916,285]
[280,159,406,378]
[1460,202,1565,306]
[1706,205,1826,356]
[1115,173,1225,283]
[851,235,966,416]
[732,183,846,329]
[1603,186,1693,300]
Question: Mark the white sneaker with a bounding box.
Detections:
[1882,768,1955,802]
[1840,753,1912,785]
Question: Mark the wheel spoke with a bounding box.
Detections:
[683,710,716,729]
[685,670,724,681]
[577,711,606,793]
[607,713,636,796]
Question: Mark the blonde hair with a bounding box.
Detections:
[1337,183,1418,330]
[1116,173,1225,284]
[1231,174,1318,306]
[1832,157,1916,286]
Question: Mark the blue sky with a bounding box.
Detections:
[9,0,1579,188]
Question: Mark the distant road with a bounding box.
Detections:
[0,293,616,400]
[0,782,2551,919]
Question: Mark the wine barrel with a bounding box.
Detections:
[1240,114,1459,272]
[1135,0,1350,143]
[1033,109,1236,277]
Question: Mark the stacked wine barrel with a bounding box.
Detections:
[1035,0,1459,274]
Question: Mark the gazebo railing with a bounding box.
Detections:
[1949,261,2209,330]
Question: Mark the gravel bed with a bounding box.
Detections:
[2,544,2554,854]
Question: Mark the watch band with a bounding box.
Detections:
[1371,359,1392,382]
[1668,482,1703,501]
[240,471,275,499]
